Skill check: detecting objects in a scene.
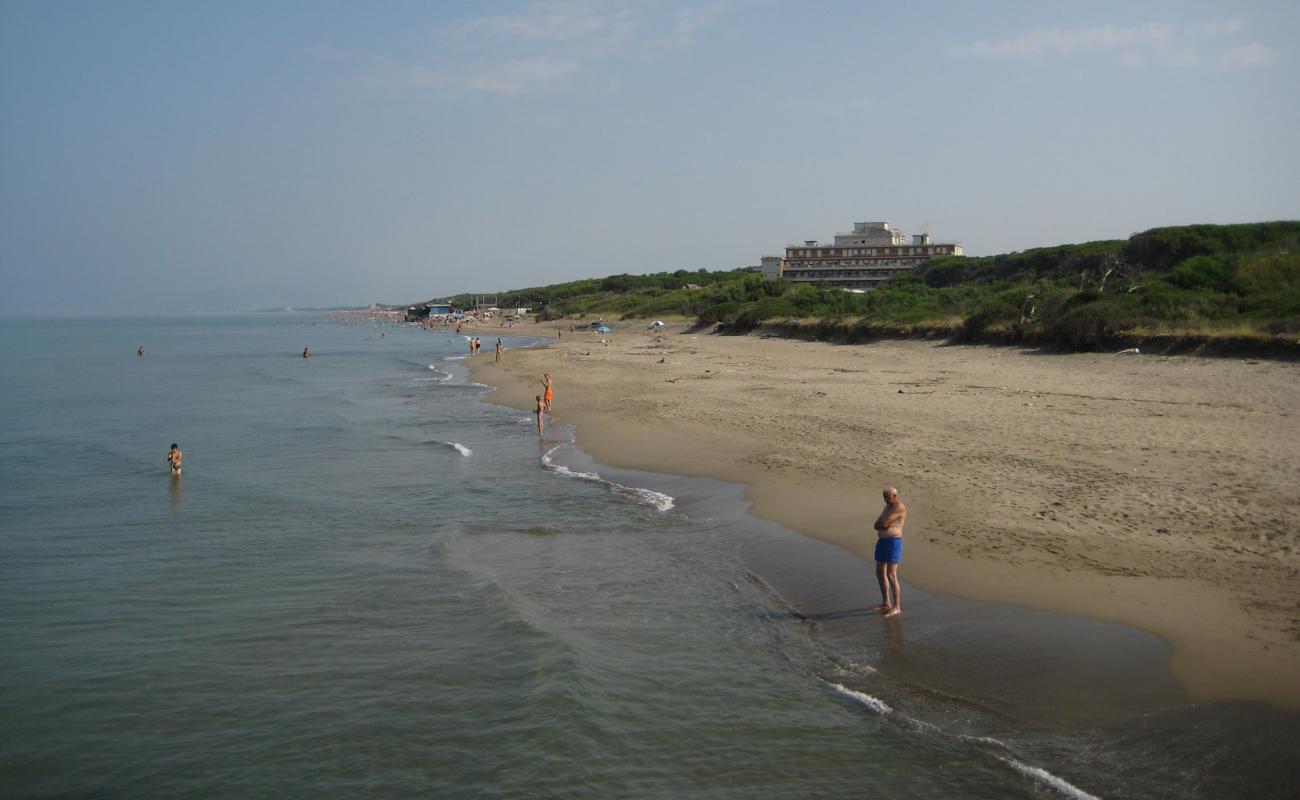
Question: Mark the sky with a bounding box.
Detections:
[1,0,1297,314]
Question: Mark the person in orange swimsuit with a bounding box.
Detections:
[540,373,554,413]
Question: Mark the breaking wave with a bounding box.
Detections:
[826,681,1099,800]
[539,446,674,512]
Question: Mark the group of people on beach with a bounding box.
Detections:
[462,331,910,616]
[159,328,910,619]
[467,336,505,363]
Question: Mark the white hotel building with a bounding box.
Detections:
[761,221,962,290]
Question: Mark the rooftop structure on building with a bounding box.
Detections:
[761,220,961,290]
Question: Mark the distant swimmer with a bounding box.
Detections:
[872,486,907,617]
[137,346,144,356]
[540,373,554,413]
[303,347,312,358]
[534,395,545,438]
[495,338,503,364]
[167,443,183,476]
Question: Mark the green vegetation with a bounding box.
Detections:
[429,222,1300,355]
[438,268,751,319]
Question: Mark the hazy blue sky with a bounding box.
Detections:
[2,0,1296,313]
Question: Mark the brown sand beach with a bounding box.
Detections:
[472,321,1300,709]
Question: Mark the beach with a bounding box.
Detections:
[472,321,1300,709]
[5,313,1297,798]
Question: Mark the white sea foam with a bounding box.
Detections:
[996,756,1100,800]
[613,485,675,512]
[445,355,467,361]
[827,682,892,716]
[426,366,453,382]
[958,734,1008,748]
[445,442,472,457]
[547,463,604,482]
[825,682,1094,799]
[539,447,674,511]
[830,660,878,678]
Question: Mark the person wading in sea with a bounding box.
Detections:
[167,443,183,476]
[872,486,907,617]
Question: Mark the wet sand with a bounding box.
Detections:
[471,321,1300,708]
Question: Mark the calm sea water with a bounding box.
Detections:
[2,314,1296,799]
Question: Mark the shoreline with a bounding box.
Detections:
[469,321,1300,709]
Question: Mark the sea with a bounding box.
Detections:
[2,313,1297,799]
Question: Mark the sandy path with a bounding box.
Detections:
[472,321,1300,707]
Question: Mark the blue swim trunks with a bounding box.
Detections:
[874,537,903,564]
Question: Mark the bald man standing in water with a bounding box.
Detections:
[872,486,907,617]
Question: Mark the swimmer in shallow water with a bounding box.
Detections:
[533,395,545,438]
[167,443,183,476]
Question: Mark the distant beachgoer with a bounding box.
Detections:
[872,486,908,617]
[137,346,144,356]
[534,395,545,437]
[495,338,503,364]
[167,443,183,476]
[540,373,554,413]
[303,347,311,358]
[468,337,475,356]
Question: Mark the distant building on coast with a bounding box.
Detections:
[406,302,453,322]
[761,221,962,290]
